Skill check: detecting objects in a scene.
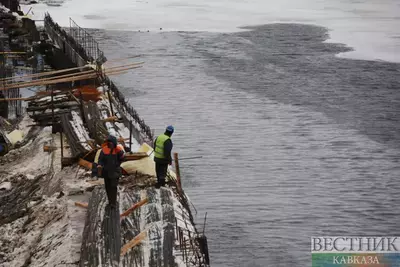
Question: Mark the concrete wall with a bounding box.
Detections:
[44,22,87,68]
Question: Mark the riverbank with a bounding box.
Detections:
[0,5,209,267]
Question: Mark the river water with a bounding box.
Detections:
[24,1,400,266]
[91,24,400,266]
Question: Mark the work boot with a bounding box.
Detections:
[160,179,166,187]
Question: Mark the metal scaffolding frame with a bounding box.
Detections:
[69,17,106,64]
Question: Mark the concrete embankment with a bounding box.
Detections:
[0,6,209,267]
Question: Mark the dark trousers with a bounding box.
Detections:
[103,172,119,206]
[155,162,168,186]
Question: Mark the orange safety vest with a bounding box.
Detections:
[102,143,125,155]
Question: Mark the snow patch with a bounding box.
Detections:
[0,182,12,191]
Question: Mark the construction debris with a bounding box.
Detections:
[75,202,89,209]
[5,129,23,145]
[0,10,210,267]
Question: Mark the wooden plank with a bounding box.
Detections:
[0,65,142,91]
[61,157,75,167]
[0,74,97,90]
[86,179,104,186]
[102,116,119,122]
[0,97,33,102]
[120,198,148,218]
[104,55,141,63]
[102,62,144,73]
[123,152,148,161]
[103,65,142,76]
[174,152,182,192]
[26,101,79,112]
[0,65,91,83]
[78,158,92,170]
[43,145,57,152]
[1,69,97,89]
[120,231,147,256]
[75,202,88,208]
[0,51,26,54]
[43,146,56,152]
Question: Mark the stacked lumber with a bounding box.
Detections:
[0,68,97,90]
[73,85,102,102]
[83,101,109,145]
[25,92,78,125]
[27,101,79,112]
[25,86,102,127]
[0,62,144,91]
[60,112,92,159]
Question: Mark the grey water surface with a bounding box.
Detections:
[93,24,400,267]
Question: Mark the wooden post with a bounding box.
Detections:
[60,129,64,168]
[179,229,184,261]
[183,237,187,263]
[51,88,54,125]
[18,93,21,116]
[107,89,114,116]
[175,219,179,240]
[173,152,181,191]
[203,212,207,235]
[129,121,133,152]
[79,91,86,124]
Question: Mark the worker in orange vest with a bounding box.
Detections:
[97,135,125,208]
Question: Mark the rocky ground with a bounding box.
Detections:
[0,114,208,267]
[0,118,97,267]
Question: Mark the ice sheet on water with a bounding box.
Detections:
[21,0,400,62]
